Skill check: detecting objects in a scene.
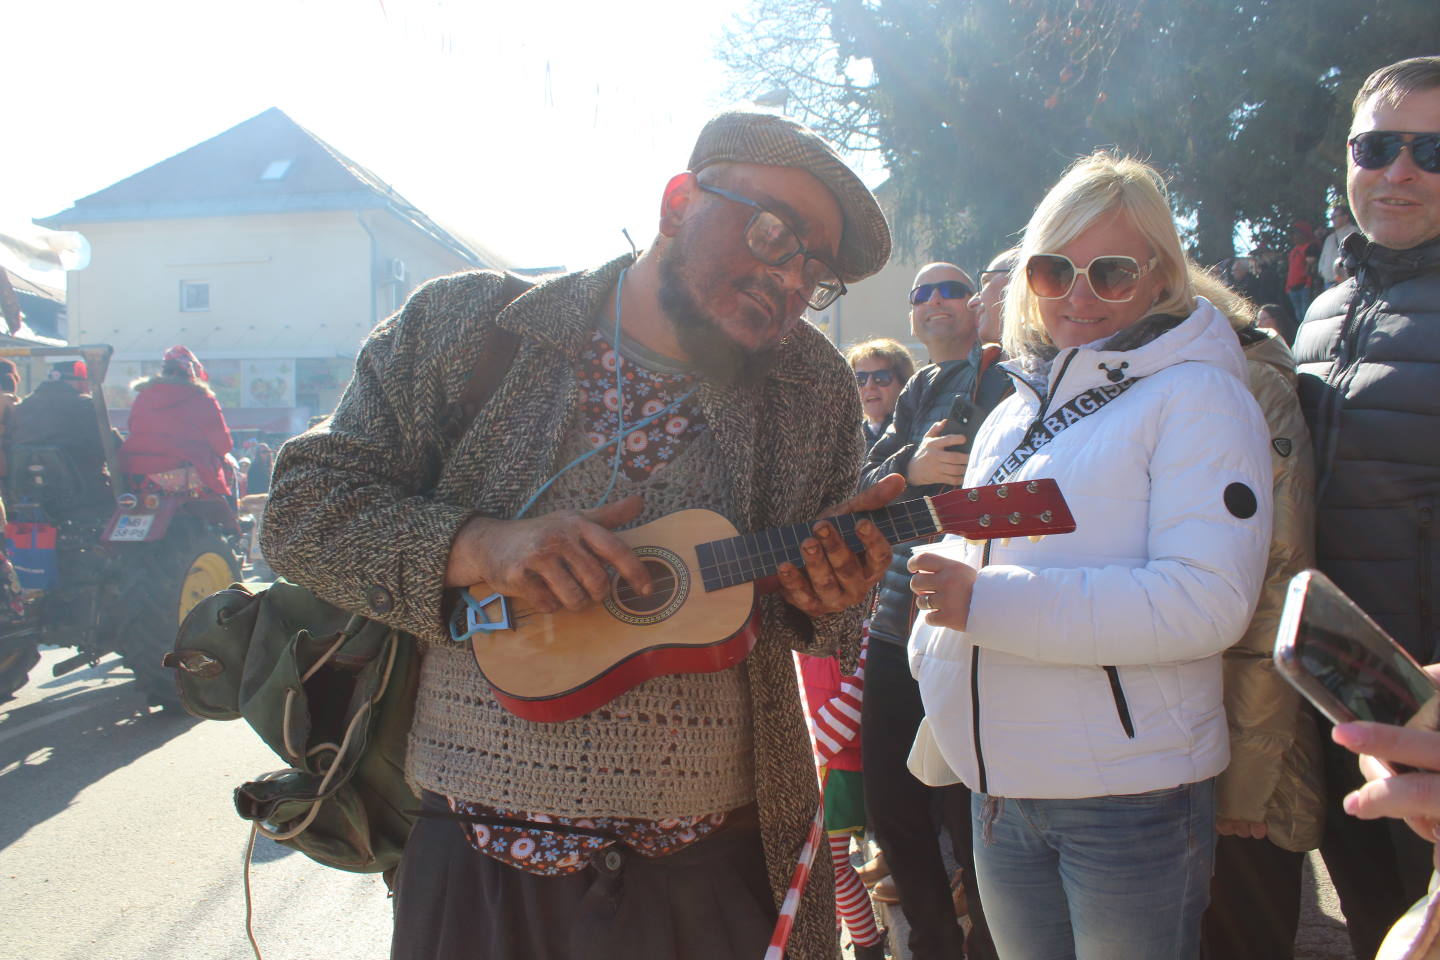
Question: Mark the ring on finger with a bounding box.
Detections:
[918,594,934,611]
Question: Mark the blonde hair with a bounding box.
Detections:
[1187,264,1256,331]
[845,337,916,385]
[1002,152,1196,358]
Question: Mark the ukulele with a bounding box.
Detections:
[463,479,1075,722]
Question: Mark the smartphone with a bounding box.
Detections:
[942,394,980,454]
[1274,569,1440,774]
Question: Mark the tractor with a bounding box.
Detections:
[0,345,241,707]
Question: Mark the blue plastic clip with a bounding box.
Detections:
[449,591,512,643]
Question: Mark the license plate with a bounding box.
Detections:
[110,514,155,541]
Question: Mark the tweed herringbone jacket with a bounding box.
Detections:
[262,254,866,959]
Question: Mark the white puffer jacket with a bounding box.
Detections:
[909,298,1273,799]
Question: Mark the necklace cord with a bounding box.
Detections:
[510,268,696,520]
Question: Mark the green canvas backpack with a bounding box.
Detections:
[167,580,418,875]
[163,273,533,882]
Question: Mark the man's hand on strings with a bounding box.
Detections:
[777,473,904,616]
[445,495,651,614]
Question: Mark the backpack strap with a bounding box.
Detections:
[440,272,534,444]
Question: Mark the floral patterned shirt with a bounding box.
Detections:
[452,325,726,876]
[575,327,706,482]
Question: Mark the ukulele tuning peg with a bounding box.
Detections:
[1028,535,1045,544]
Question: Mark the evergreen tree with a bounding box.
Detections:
[721,0,1440,266]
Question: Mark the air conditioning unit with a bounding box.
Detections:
[387,258,407,282]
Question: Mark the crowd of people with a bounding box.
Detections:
[1218,201,1362,347]
[0,341,276,611]
[254,54,1440,960]
[0,344,276,511]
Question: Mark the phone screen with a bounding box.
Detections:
[1278,570,1440,743]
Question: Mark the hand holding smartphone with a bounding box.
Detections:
[907,394,979,488]
[1274,569,1440,775]
[941,394,980,455]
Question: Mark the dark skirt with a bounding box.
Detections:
[391,794,776,960]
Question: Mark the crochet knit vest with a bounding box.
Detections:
[406,422,757,819]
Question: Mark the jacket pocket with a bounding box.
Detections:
[1103,665,1136,739]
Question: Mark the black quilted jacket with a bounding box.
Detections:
[1295,232,1440,662]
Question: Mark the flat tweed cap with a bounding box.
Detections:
[688,111,892,283]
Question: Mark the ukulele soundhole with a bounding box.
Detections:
[604,545,689,625]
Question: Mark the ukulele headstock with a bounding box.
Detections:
[929,479,1075,541]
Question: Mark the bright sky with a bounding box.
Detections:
[7,0,876,280]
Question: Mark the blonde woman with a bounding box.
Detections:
[906,154,1273,958]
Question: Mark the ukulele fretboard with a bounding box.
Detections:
[695,497,939,592]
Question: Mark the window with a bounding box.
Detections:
[260,159,292,181]
[180,280,210,312]
[386,282,408,313]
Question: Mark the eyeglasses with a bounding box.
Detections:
[696,182,847,311]
[1349,130,1440,174]
[1025,254,1158,303]
[908,281,974,305]
[854,369,896,387]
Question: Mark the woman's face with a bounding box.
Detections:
[1036,210,1164,349]
[853,356,905,425]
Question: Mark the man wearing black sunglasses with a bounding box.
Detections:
[856,261,1009,960]
[1295,55,1440,960]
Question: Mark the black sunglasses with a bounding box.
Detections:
[908,281,974,305]
[854,369,896,386]
[1349,130,1440,174]
[696,182,847,311]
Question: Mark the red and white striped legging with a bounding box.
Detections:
[830,833,881,948]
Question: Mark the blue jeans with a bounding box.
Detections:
[971,779,1215,960]
[1287,287,1312,325]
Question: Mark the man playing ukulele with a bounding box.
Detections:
[262,111,901,960]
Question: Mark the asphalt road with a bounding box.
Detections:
[0,645,1363,960]
[0,647,392,960]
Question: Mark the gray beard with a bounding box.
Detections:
[656,248,779,388]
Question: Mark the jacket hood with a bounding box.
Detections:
[1242,326,1297,387]
[1002,296,1248,404]
[131,376,213,410]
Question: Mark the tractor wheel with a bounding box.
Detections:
[118,520,239,708]
[0,643,39,703]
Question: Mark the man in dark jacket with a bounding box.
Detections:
[1294,55,1440,960]
[7,361,113,511]
[859,260,1009,960]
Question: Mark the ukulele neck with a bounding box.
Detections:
[695,497,940,592]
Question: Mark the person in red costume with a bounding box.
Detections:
[120,345,233,496]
